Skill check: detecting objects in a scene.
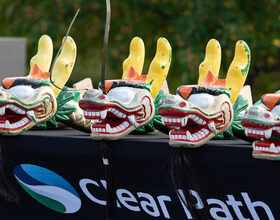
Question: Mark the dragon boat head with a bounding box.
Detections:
[0,34,76,135]
[0,66,56,135]
[159,72,233,147]
[159,39,251,148]
[242,92,280,160]
[80,68,155,140]
[79,37,172,140]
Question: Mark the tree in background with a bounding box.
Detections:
[0,0,279,101]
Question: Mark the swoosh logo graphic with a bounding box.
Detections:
[14,164,81,213]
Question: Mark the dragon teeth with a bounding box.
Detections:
[161,117,165,126]
[27,110,36,122]
[270,143,278,153]
[181,116,188,127]
[106,123,113,133]
[245,128,249,136]
[5,120,11,128]
[186,131,194,140]
[208,121,217,134]
[0,106,5,116]
[265,128,272,139]
[128,115,136,126]
[101,110,107,119]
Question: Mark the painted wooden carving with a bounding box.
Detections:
[0,34,81,135]
[158,39,251,148]
[79,37,172,140]
[242,91,280,160]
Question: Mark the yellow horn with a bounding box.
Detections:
[198,39,221,84]
[122,37,145,78]
[29,35,53,74]
[225,40,251,104]
[146,37,172,100]
[50,36,77,97]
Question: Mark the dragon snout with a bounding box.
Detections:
[161,94,188,108]
[82,89,108,101]
[247,105,268,117]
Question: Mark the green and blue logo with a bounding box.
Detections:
[14,164,81,213]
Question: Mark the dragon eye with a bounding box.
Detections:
[108,87,136,105]
[4,85,35,100]
[187,93,214,109]
[272,105,280,116]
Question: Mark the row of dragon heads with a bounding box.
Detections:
[0,35,279,161]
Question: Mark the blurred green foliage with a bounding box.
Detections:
[0,0,280,101]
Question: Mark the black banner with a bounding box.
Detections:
[0,130,278,220]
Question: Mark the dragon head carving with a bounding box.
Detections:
[79,71,155,140]
[79,37,172,140]
[0,34,77,135]
[242,92,280,160]
[159,39,251,148]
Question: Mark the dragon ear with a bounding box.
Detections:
[29,64,50,80]
[122,37,145,79]
[50,36,77,97]
[124,66,141,81]
[146,37,172,100]
[202,71,225,87]
[29,35,53,74]
[198,39,221,84]
[225,40,251,104]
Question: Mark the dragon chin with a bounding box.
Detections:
[158,103,232,148]
[252,140,280,160]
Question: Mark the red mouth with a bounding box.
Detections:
[79,101,144,135]
[252,140,280,158]
[242,119,280,139]
[0,103,35,131]
[159,108,222,143]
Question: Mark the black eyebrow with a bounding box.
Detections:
[2,79,51,89]
[98,81,146,92]
[177,86,229,97]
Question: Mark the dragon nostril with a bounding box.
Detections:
[264,113,270,118]
[98,95,105,100]
[179,102,186,107]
